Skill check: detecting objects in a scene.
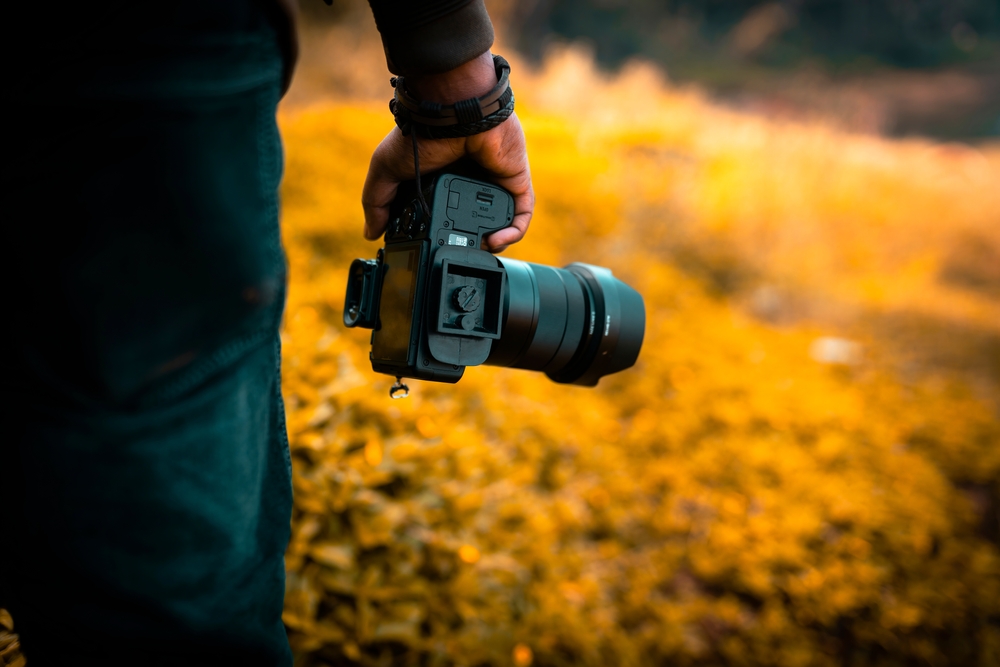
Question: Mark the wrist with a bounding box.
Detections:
[390,55,514,140]
[406,51,497,105]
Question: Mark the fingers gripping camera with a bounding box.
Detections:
[344,174,645,387]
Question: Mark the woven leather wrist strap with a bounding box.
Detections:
[389,55,515,139]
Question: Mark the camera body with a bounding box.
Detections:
[345,173,646,387]
[345,174,513,383]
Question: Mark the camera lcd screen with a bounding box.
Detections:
[372,244,421,362]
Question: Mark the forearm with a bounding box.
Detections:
[367,0,494,76]
[406,50,497,104]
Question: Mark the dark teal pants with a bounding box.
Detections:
[3,3,294,664]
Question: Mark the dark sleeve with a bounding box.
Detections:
[367,0,494,76]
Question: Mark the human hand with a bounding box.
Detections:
[361,52,533,253]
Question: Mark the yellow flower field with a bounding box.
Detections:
[276,49,1000,666]
[2,30,998,667]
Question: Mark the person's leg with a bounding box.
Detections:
[3,6,293,664]
[9,339,292,666]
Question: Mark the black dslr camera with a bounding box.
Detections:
[344,174,645,387]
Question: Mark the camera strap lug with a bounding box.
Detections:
[389,376,410,399]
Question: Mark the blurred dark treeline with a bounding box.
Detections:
[297,0,1000,138]
[498,0,1000,138]
[505,0,999,72]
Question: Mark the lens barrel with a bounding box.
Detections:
[486,259,645,386]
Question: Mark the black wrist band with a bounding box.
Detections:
[389,54,515,139]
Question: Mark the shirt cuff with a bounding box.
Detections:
[369,0,495,76]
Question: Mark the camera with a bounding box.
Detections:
[343,173,645,386]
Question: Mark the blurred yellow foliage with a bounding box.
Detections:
[513,643,534,666]
[458,545,482,565]
[0,609,23,667]
[2,42,997,667]
[276,49,1000,666]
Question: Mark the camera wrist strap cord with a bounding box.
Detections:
[385,56,515,399]
[411,134,431,220]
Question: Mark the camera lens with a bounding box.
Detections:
[486,259,645,386]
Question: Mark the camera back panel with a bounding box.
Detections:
[371,174,514,382]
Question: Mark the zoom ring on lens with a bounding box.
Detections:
[486,259,644,387]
